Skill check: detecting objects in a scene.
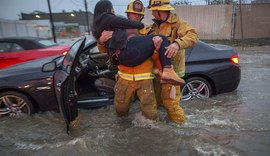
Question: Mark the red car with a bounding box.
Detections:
[0,37,70,69]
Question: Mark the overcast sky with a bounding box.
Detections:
[0,0,207,20]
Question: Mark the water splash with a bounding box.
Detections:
[14,137,87,150]
[207,118,240,129]
[15,142,43,150]
[132,112,159,129]
[194,144,238,156]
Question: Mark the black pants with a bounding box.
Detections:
[117,35,171,67]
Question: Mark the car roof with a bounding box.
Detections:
[0,37,55,50]
[0,37,46,42]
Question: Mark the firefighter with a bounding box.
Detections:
[97,0,159,121]
[148,0,199,123]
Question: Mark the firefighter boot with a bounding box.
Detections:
[161,66,185,85]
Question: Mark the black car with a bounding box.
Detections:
[0,38,116,117]
[0,38,240,123]
[182,41,240,101]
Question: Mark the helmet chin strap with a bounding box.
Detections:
[158,11,161,20]
[140,15,144,22]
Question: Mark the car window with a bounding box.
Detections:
[0,42,25,52]
[0,42,12,52]
[11,43,24,51]
[62,39,82,73]
[89,46,99,54]
[38,40,58,47]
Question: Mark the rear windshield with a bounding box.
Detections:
[38,40,58,47]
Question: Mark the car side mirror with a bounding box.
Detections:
[42,61,56,72]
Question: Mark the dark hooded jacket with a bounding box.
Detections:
[92,13,144,50]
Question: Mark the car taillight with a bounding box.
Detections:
[62,51,68,55]
[230,55,239,64]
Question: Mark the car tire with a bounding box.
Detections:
[181,77,212,101]
[0,91,35,118]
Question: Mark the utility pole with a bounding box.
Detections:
[84,0,90,35]
[239,0,244,49]
[47,0,56,43]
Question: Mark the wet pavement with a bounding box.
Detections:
[0,46,270,156]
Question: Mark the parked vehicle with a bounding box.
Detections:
[0,38,115,117]
[0,37,70,69]
[182,41,241,101]
[0,38,240,127]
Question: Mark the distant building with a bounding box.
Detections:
[20,10,93,38]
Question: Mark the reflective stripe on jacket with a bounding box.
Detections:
[118,71,154,81]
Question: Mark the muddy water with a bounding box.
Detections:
[0,47,270,156]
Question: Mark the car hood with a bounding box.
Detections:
[0,56,57,78]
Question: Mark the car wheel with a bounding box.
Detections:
[0,91,35,118]
[181,77,212,101]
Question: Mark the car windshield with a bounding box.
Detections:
[38,39,58,47]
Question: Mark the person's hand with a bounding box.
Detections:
[152,36,163,51]
[99,30,113,44]
[165,42,180,58]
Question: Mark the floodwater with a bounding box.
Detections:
[0,46,270,156]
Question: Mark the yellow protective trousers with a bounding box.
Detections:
[154,79,186,123]
[114,77,158,121]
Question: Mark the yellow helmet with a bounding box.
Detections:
[148,0,174,11]
[126,0,145,15]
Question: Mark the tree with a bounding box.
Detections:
[173,0,191,6]
[210,0,237,4]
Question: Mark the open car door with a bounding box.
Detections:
[54,37,86,133]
